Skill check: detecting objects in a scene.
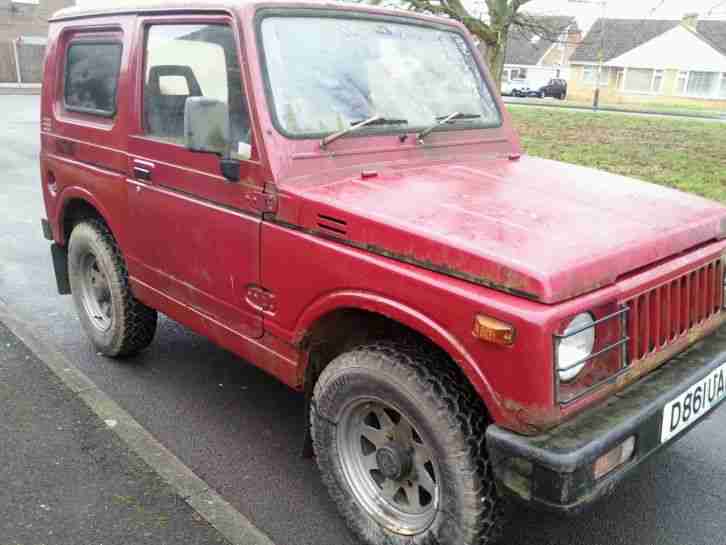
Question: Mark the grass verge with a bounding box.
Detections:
[508,97,725,118]
[509,106,726,203]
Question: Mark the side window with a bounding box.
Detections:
[64,41,122,116]
[143,24,252,150]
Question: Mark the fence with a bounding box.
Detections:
[0,36,46,87]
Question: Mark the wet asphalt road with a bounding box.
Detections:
[2,94,726,545]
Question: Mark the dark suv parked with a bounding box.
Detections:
[537,78,568,99]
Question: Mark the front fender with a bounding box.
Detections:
[293,289,514,429]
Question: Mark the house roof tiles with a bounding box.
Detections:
[505,15,576,65]
[571,18,726,63]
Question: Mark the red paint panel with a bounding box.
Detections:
[642,293,651,357]
[652,287,661,350]
[717,261,724,313]
[628,297,640,359]
[283,156,726,304]
[260,221,560,433]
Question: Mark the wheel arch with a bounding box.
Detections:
[295,291,505,426]
[56,187,116,246]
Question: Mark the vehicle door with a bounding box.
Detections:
[125,15,265,338]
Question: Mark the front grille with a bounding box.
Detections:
[625,259,723,361]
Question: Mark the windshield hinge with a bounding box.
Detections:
[244,186,278,214]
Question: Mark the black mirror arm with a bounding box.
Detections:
[220,157,241,182]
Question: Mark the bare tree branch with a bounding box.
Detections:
[350,0,573,86]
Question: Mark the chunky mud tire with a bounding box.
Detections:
[68,220,157,357]
[311,342,506,545]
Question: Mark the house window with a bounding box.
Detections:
[623,68,662,94]
[686,71,719,97]
[676,71,688,94]
[676,71,724,99]
[511,68,527,80]
[583,66,595,84]
[583,66,607,86]
[615,68,625,90]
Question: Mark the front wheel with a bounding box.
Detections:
[311,342,506,545]
[68,220,158,357]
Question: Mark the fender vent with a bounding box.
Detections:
[317,214,347,237]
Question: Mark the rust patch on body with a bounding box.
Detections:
[361,242,541,301]
[273,217,542,301]
[500,398,561,435]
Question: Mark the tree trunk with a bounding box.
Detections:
[472,19,508,89]
[483,32,507,89]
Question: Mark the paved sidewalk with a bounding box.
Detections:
[0,320,231,545]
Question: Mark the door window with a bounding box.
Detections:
[143,24,251,151]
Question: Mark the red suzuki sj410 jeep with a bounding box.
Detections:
[40,2,726,544]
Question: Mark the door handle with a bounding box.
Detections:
[133,166,152,181]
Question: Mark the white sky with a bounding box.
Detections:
[75,0,726,31]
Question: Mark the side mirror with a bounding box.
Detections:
[184,96,231,156]
[184,96,240,182]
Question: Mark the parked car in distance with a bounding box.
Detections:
[501,79,531,97]
[536,78,568,99]
[500,80,514,96]
[41,2,726,545]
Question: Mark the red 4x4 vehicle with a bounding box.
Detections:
[41,2,726,544]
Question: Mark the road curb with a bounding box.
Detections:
[0,301,276,545]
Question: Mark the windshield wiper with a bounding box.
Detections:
[320,115,408,149]
[416,112,482,143]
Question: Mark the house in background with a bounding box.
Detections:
[569,15,726,108]
[0,0,74,86]
[502,15,582,87]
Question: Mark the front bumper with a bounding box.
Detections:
[486,324,726,514]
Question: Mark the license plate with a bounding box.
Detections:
[661,362,726,443]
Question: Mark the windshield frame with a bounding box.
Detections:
[254,7,503,141]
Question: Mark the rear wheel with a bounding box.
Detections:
[311,342,506,545]
[68,220,157,357]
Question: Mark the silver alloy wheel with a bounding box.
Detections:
[337,397,440,535]
[78,251,113,332]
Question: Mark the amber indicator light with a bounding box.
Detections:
[473,315,515,346]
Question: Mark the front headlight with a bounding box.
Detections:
[557,313,595,382]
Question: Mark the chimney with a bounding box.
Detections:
[682,13,699,32]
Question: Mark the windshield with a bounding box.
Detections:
[259,15,501,137]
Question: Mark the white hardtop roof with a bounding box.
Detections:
[51,0,427,22]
